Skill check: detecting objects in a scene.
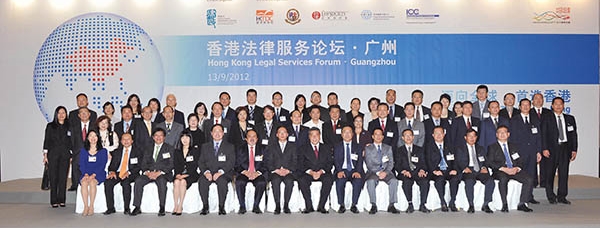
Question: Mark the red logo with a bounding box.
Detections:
[312,11,321,20]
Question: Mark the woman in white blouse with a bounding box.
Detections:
[95,115,119,159]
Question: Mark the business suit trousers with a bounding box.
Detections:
[104,174,135,210]
[522,149,539,187]
[70,153,81,188]
[545,144,571,200]
[133,175,168,208]
[270,174,295,207]
[335,170,364,206]
[235,175,266,208]
[539,156,550,187]
[366,173,398,204]
[198,174,231,207]
[397,171,429,205]
[492,171,533,204]
[462,170,494,206]
[298,173,334,209]
[431,170,460,205]
[48,152,70,205]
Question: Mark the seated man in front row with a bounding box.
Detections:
[198,124,236,215]
[364,128,400,214]
[395,129,431,213]
[234,129,267,214]
[297,127,334,214]
[104,133,142,215]
[267,126,298,214]
[333,126,364,214]
[131,128,174,217]
[486,125,534,213]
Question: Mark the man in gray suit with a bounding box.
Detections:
[156,106,184,147]
[472,85,490,120]
[364,128,400,214]
[397,102,425,147]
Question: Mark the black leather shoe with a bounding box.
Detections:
[529,199,540,204]
[350,205,359,214]
[51,204,59,208]
[441,204,448,212]
[252,206,262,214]
[130,207,141,216]
[123,208,131,215]
[387,205,400,214]
[283,207,291,214]
[450,204,458,212]
[406,204,414,213]
[548,198,557,204]
[199,207,209,215]
[103,208,116,215]
[337,206,346,213]
[175,212,182,216]
[501,204,509,213]
[42,186,50,191]
[158,209,166,217]
[467,206,475,213]
[301,207,314,214]
[317,207,329,214]
[171,211,177,215]
[59,203,66,207]
[218,207,227,215]
[481,205,493,213]
[558,198,571,205]
[238,207,246,214]
[419,205,431,213]
[517,204,533,212]
[67,186,77,192]
[274,206,281,215]
[368,205,377,214]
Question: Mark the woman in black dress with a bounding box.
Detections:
[230,106,254,148]
[186,113,205,150]
[172,130,200,215]
[43,106,72,208]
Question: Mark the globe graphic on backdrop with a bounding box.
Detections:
[33,12,164,121]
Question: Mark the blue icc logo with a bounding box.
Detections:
[33,13,164,121]
[207,9,217,28]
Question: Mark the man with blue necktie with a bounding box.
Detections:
[333,126,364,213]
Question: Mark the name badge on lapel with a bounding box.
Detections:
[511,153,520,160]
[186,156,194,162]
[386,132,394,138]
[478,156,485,162]
[335,128,342,135]
[423,114,430,120]
[483,113,490,118]
[130,157,138,164]
[88,156,96,163]
[531,127,538,134]
[255,155,263,161]
[288,136,296,142]
[261,139,269,145]
[446,154,455,161]
[131,129,134,135]
[279,116,287,122]
[351,153,359,160]
[472,126,478,132]
[67,131,71,137]
[218,155,227,162]
[248,120,255,125]
[394,117,401,122]
[194,145,199,149]
[248,126,253,130]
[411,156,419,163]
[567,126,574,132]
[162,152,171,159]
[382,155,389,163]
[413,130,420,135]
[223,127,228,134]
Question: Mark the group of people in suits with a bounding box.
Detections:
[41,85,578,216]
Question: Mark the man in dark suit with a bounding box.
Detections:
[531,93,552,188]
[385,89,405,122]
[423,102,451,145]
[137,106,156,149]
[499,93,519,120]
[131,128,174,216]
[395,129,430,213]
[365,128,400,214]
[156,106,184,147]
[114,105,138,140]
[478,101,509,154]
[450,101,480,148]
[297,127,334,214]
[103,133,142,215]
[164,94,185,126]
[68,107,97,191]
[287,110,310,148]
[472,85,490,120]
[541,97,578,205]
[322,105,348,147]
[245,89,264,125]
[509,98,541,204]
[310,91,330,122]
[411,89,431,122]
[202,102,232,142]
[333,126,364,214]
[426,126,460,212]
[455,129,494,213]
[68,93,98,128]
[327,92,348,123]
[397,102,426,148]
[272,91,290,125]
[486,125,534,212]
[218,92,238,123]
[235,130,267,214]
[256,105,280,147]
[267,126,298,214]
[198,124,236,215]
[367,103,398,147]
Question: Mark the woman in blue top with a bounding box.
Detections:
[79,129,108,216]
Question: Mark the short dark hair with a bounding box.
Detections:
[263,105,275,113]
[411,89,423,97]
[311,91,321,97]
[439,93,451,103]
[327,92,338,99]
[211,102,223,110]
[187,113,199,123]
[488,100,499,108]
[219,92,230,99]
[76,93,88,99]
[404,102,415,109]
[309,105,321,113]
[552,96,564,104]
[430,101,442,109]
[503,93,515,100]
[465,128,478,137]
[496,125,510,132]
[272,91,283,99]
[120,105,133,114]
[152,128,166,137]
[211,124,224,132]
[236,106,248,116]
[476,85,489,93]
[328,104,341,112]
[462,101,473,107]
[246,89,257,96]
[309,127,321,134]
[519,98,531,106]
[402,128,414,136]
